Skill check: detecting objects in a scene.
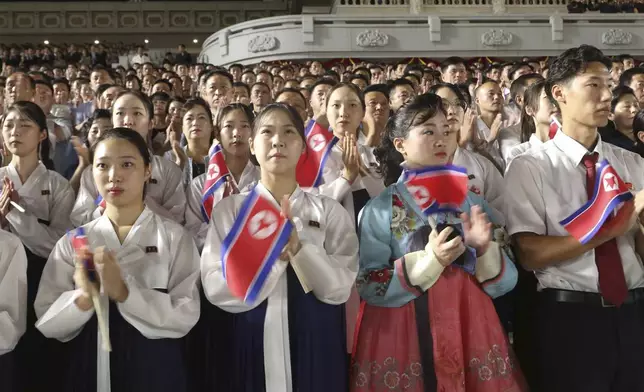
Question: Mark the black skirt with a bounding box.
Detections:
[64,293,188,392]
[13,246,68,392]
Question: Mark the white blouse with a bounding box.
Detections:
[185,160,260,251]
[0,230,27,356]
[1,163,75,258]
[70,155,186,226]
[35,207,200,391]
[201,182,359,392]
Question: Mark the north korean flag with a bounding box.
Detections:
[221,186,293,303]
[95,195,106,210]
[201,143,231,222]
[549,115,561,140]
[68,227,97,282]
[560,159,633,244]
[296,120,338,188]
[402,165,469,215]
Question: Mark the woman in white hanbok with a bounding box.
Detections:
[0,230,27,392]
[35,128,200,392]
[201,103,359,392]
[71,90,185,226]
[0,101,75,392]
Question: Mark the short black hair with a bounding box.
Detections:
[387,78,415,97]
[619,68,644,88]
[440,57,466,73]
[545,45,611,103]
[204,69,234,86]
[611,86,637,112]
[363,83,390,100]
[309,77,337,94]
[510,73,544,102]
[508,62,535,81]
[232,81,251,96]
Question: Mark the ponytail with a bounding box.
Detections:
[39,139,55,170]
[375,119,404,187]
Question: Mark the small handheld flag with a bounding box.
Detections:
[560,159,633,244]
[68,227,111,352]
[201,143,232,222]
[402,165,469,215]
[221,187,293,303]
[549,115,561,140]
[296,120,338,188]
[95,195,106,210]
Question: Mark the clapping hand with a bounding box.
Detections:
[461,205,492,256]
[279,195,301,261]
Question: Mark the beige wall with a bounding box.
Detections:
[0,0,295,48]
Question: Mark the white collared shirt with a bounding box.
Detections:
[504,131,644,292]
[452,147,505,224]
[505,134,544,168]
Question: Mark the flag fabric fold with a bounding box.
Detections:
[221,186,293,303]
[402,164,469,215]
[201,143,231,222]
[296,120,338,188]
[549,115,562,140]
[560,159,633,244]
[95,195,106,210]
[68,227,97,282]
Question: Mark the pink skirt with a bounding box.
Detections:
[351,266,528,392]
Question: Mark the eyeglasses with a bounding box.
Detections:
[441,99,465,110]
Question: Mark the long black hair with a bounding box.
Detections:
[374,93,446,186]
[520,80,546,143]
[3,101,55,170]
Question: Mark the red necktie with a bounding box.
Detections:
[583,153,628,306]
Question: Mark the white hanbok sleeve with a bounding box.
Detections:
[314,176,352,202]
[117,227,200,339]
[34,236,95,342]
[70,167,102,227]
[0,232,27,355]
[5,176,75,258]
[290,197,359,304]
[149,160,186,224]
[185,175,209,252]
[201,196,289,313]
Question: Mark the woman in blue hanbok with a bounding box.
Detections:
[351,94,527,392]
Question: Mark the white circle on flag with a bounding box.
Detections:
[603,173,619,192]
[248,210,278,240]
[309,134,327,152]
[408,185,430,205]
[207,163,220,180]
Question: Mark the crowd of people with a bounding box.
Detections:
[0,41,643,392]
[567,0,644,12]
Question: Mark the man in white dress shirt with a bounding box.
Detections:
[505,45,644,392]
[130,46,151,68]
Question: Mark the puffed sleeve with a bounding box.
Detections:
[504,155,548,236]
[473,197,518,298]
[0,232,27,355]
[5,175,75,258]
[476,152,506,224]
[70,167,102,227]
[357,190,445,307]
[185,174,210,252]
[200,196,289,313]
[117,226,200,339]
[150,159,186,224]
[34,235,96,342]
[289,197,359,305]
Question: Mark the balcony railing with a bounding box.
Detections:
[201,13,644,67]
[334,0,568,13]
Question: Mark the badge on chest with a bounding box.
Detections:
[145,246,158,253]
